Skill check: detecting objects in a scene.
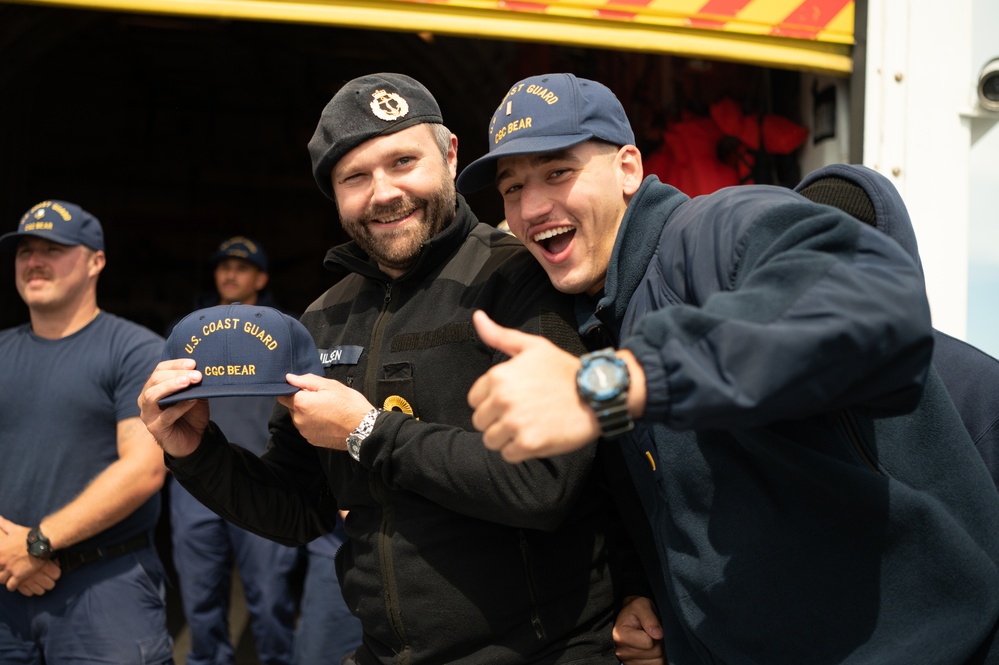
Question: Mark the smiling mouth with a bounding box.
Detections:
[533,226,575,255]
[370,207,417,225]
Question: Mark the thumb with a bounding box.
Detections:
[0,514,12,535]
[285,372,328,392]
[473,310,539,358]
[639,614,664,641]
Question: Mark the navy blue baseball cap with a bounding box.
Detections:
[456,73,636,194]
[309,72,444,201]
[210,236,268,272]
[0,200,105,252]
[159,303,324,406]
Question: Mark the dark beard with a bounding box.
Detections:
[341,175,456,273]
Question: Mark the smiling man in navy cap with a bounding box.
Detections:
[0,200,173,662]
[139,73,659,665]
[459,72,999,665]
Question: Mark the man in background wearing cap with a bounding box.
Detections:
[165,236,312,665]
[458,73,999,663]
[139,73,658,665]
[0,200,173,662]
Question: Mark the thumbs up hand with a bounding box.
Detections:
[468,310,602,462]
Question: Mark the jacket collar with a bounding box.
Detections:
[579,176,687,333]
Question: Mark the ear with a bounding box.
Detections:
[254,271,270,292]
[617,145,644,197]
[447,133,459,180]
[89,250,106,277]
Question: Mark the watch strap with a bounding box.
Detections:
[592,398,633,438]
[347,408,382,461]
[27,527,53,559]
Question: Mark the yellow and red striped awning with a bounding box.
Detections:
[7,0,854,73]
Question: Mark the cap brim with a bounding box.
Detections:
[209,254,267,272]
[158,383,299,407]
[456,133,593,194]
[0,230,88,252]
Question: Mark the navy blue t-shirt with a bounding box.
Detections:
[0,312,164,550]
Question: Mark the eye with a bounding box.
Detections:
[500,182,523,197]
[547,167,571,181]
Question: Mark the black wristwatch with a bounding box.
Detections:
[576,348,634,438]
[26,527,53,560]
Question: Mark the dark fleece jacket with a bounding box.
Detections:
[796,163,999,489]
[586,174,999,665]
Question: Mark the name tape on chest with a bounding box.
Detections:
[319,345,364,367]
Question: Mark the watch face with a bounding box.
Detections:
[347,433,363,461]
[580,358,628,402]
[27,532,52,558]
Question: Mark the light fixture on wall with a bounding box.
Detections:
[978,58,999,112]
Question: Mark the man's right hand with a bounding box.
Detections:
[468,310,603,462]
[0,515,58,595]
[16,561,61,597]
[614,595,666,665]
[137,359,211,458]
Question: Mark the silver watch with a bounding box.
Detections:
[346,408,382,461]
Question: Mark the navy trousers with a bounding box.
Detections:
[170,477,299,665]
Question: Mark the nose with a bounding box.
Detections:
[514,182,554,225]
[369,169,403,206]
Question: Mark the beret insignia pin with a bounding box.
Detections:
[370,90,410,121]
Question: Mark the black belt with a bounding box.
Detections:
[56,533,150,574]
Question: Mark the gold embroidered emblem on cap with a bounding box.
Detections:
[25,201,72,222]
[185,317,279,353]
[370,90,409,122]
[525,85,559,104]
[494,117,531,145]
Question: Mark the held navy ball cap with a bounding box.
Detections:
[0,200,105,252]
[456,73,636,194]
[159,303,324,406]
[308,72,443,200]
[210,235,268,272]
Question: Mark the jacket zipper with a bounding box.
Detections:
[371,476,409,658]
[366,282,411,658]
[518,530,546,640]
[365,282,393,397]
[836,410,879,472]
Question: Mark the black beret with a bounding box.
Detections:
[308,73,444,200]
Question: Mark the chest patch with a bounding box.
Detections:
[319,345,363,367]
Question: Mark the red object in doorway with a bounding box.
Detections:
[645,98,809,197]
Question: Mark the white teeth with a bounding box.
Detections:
[377,210,413,224]
[532,226,572,243]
